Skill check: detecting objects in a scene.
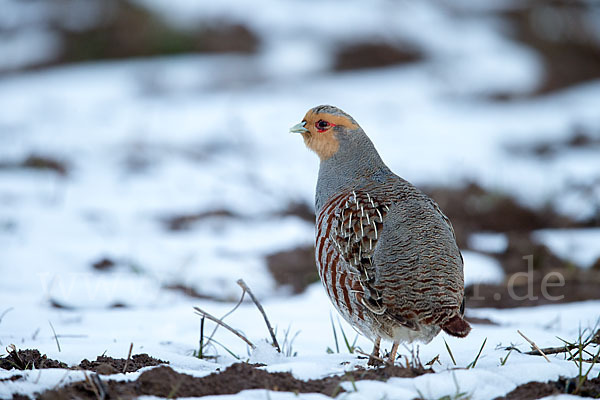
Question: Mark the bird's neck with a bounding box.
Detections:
[315,135,389,213]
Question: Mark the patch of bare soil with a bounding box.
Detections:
[5,0,260,73]
[78,354,168,375]
[333,41,423,71]
[0,349,167,375]
[495,376,600,400]
[38,362,430,399]
[465,229,600,308]
[500,0,600,95]
[277,201,315,223]
[91,257,116,271]
[423,183,577,249]
[466,270,600,309]
[0,375,23,382]
[506,127,600,159]
[0,349,67,371]
[266,245,319,294]
[0,154,69,176]
[161,209,237,231]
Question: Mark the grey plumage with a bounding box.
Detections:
[293,104,470,363]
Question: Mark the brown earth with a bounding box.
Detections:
[161,209,237,231]
[0,349,67,371]
[78,354,168,375]
[0,154,69,176]
[38,362,430,400]
[91,257,116,271]
[465,270,600,309]
[0,375,23,382]
[333,41,423,71]
[0,349,167,374]
[506,127,600,159]
[500,0,600,95]
[422,183,578,249]
[465,231,600,308]
[266,245,319,294]
[3,0,259,73]
[495,376,600,400]
[277,201,315,223]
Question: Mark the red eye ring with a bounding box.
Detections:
[315,120,335,132]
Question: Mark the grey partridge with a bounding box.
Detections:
[290,105,470,365]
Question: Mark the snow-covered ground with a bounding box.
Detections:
[1,286,600,399]
[1,0,600,399]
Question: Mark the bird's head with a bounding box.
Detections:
[290,105,361,160]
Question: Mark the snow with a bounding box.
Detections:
[468,232,509,254]
[2,288,599,399]
[463,250,505,286]
[1,0,600,399]
[533,228,600,269]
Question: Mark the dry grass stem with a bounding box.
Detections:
[518,330,551,363]
[48,321,61,352]
[84,372,106,400]
[237,279,281,353]
[356,349,385,364]
[194,306,256,349]
[123,343,133,373]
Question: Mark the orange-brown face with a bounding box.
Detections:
[291,109,359,160]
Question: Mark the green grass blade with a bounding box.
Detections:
[444,338,457,366]
[330,313,339,354]
[467,338,487,369]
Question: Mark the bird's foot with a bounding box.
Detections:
[367,337,383,367]
[367,355,384,367]
[385,341,400,366]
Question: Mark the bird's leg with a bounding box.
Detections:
[367,337,383,366]
[387,341,399,365]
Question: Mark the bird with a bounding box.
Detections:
[290,105,471,366]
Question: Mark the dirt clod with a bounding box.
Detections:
[266,245,319,294]
[92,257,116,271]
[0,349,67,371]
[278,201,315,223]
[0,349,167,377]
[334,41,422,71]
[0,375,23,382]
[162,209,236,231]
[495,376,600,399]
[77,354,168,374]
[0,154,69,176]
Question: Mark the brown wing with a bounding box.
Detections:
[330,191,392,316]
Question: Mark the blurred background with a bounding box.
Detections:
[1,0,600,312]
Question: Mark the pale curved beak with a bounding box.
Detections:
[290,121,309,134]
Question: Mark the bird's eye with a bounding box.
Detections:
[315,120,330,131]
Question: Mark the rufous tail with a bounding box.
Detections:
[442,314,471,338]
